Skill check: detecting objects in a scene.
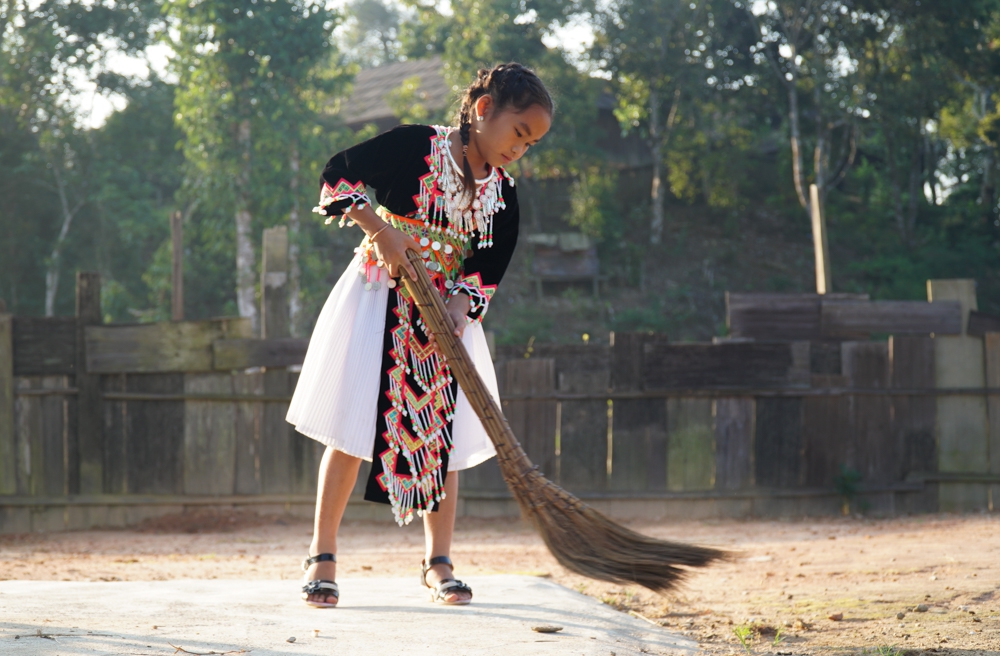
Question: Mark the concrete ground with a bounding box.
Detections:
[0,575,695,656]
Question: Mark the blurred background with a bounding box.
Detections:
[2,0,999,345]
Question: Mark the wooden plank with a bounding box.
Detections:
[666,398,714,491]
[929,279,989,511]
[502,359,557,480]
[986,333,1000,509]
[85,317,253,374]
[183,373,236,495]
[968,311,1000,338]
[233,370,263,495]
[40,376,68,496]
[0,314,14,494]
[890,336,937,512]
[713,397,754,490]
[14,377,42,495]
[843,342,892,481]
[809,340,842,375]
[213,338,308,370]
[261,226,289,340]
[610,333,668,493]
[754,398,803,488]
[261,368,292,494]
[125,374,185,494]
[288,371,321,495]
[821,300,961,336]
[12,317,77,375]
[727,293,821,340]
[558,351,609,493]
[802,394,850,486]
[76,271,103,494]
[641,342,808,389]
[101,374,127,494]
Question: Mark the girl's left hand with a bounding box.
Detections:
[427,293,470,354]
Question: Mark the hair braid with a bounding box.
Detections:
[454,63,553,195]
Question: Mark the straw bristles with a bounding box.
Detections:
[403,251,727,593]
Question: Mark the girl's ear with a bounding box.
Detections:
[474,94,494,121]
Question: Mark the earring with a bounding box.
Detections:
[476,115,484,121]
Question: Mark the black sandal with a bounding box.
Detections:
[301,553,339,608]
[421,556,473,605]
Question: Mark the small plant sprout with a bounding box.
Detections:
[772,627,785,647]
[874,646,904,656]
[733,624,754,654]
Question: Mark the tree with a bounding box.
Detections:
[736,0,862,228]
[167,0,342,332]
[0,0,157,315]
[339,0,401,69]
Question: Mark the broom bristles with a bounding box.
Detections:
[402,251,727,593]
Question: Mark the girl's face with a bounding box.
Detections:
[472,94,552,169]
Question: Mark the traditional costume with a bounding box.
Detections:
[286,124,518,526]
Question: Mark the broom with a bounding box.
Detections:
[401,250,726,593]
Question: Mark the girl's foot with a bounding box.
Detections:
[301,553,339,607]
[422,556,473,604]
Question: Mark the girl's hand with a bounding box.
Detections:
[371,225,421,280]
[427,293,470,355]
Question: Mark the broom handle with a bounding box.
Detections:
[400,250,537,485]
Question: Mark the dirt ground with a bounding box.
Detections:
[1,510,997,656]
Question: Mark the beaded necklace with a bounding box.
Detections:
[416,126,509,249]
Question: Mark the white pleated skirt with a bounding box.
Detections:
[286,253,499,471]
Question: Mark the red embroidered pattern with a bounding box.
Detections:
[376,283,457,525]
[449,272,497,324]
[315,178,370,224]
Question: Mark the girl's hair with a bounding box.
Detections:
[455,62,554,194]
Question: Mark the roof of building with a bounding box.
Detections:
[341,56,450,127]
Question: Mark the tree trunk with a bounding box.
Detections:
[45,165,83,317]
[787,77,810,214]
[235,118,258,331]
[980,145,996,225]
[906,132,922,244]
[884,131,907,243]
[649,89,663,245]
[288,144,302,337]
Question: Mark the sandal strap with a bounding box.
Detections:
[301,580,339,598]
[427,555,453,568]
[421,555,455,588]
[432,578,472,600]
[302,553,336,571]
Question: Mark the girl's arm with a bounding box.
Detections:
[315,126,432,279]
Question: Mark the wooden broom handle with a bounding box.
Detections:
[400,250,534,480]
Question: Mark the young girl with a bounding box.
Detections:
[286,62,553,607]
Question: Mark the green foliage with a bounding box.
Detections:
[834,464,863,515]
[3,0,1000,333]
[733,624,754,654]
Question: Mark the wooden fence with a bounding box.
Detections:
[2,262,1000,532]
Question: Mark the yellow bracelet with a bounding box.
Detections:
[369,222,390,241]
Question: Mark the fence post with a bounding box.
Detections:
[76,272,103,494]
[0,312,14,495]
[260,227,292,493]
[261,226,289,340]
[928,279,989,511]
[171,210,184,321]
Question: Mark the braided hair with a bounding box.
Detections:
[456,62,554,195]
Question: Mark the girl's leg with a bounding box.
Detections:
[304,447,362,604]
[422,470,472,603]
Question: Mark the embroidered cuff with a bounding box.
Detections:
[449,273,497,324]
[313,179,371,226]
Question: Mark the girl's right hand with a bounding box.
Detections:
[372,225,421,281]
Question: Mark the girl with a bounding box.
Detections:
[286,62,553,607]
